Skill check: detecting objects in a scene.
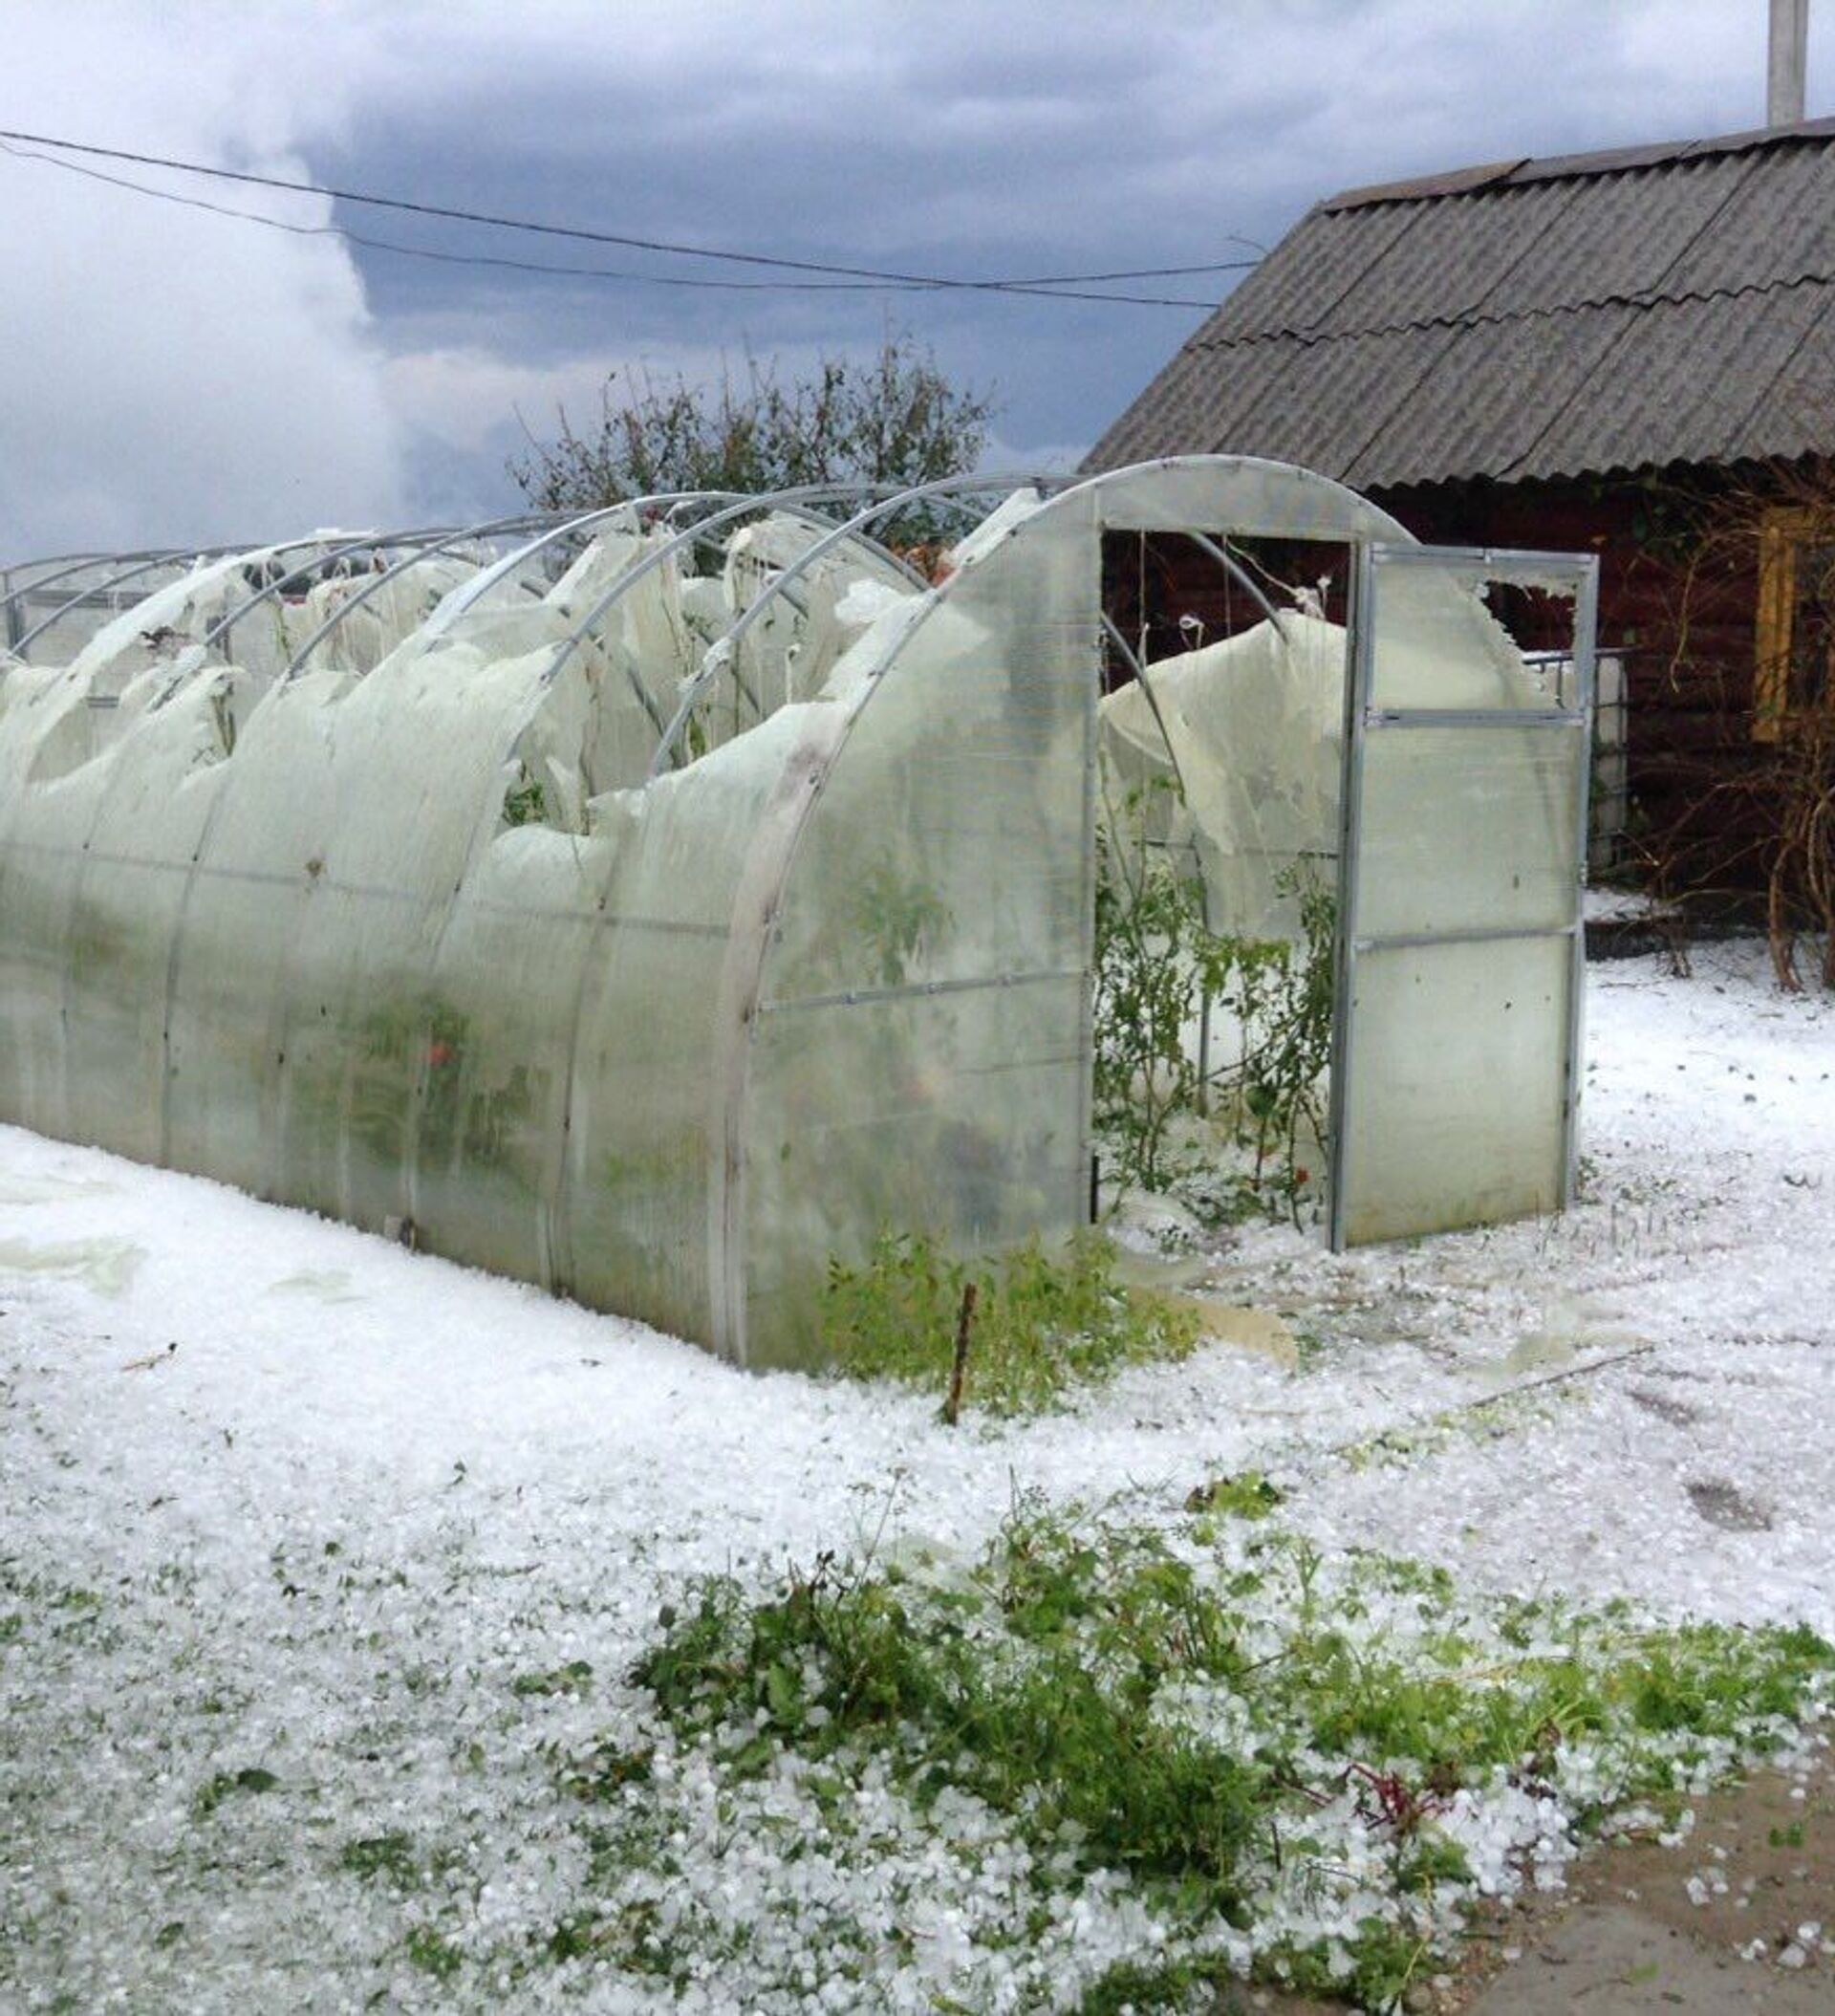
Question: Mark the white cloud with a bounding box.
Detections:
[0,3,404,555]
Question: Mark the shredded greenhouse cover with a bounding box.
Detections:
[3,939,1834,2011]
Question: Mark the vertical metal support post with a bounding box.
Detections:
[1770,0,1808,125]
[1562,557,1601,1206]
[1326,541,1375,1252]
[1075,532,1103,1227]
[1196,984,1212,1116]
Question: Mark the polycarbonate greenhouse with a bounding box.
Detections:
[0,458,1596,1368]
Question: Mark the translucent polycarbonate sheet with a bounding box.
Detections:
[274,552,486,679]
[562,705,832,1347]
[1350,722,1587,940]
[745,980,1089,1368]
[1330,545,1594,1252]
[1099,612,1346,940]
[1336,934,1572,1245]
[251,645,578,1236]
[65,666,251,1162]
[403,826,607,1286]
[744,492,1097,1366]
[1368,558,1580,712]
[0,762,95,1135]
[762,548,1090,998]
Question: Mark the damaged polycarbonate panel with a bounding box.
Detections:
[1099,611,1347,940]
[743,496,1095,1365]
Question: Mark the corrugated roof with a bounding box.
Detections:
[1086,119,1835,488]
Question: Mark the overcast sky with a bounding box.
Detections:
[2,0,1830,555]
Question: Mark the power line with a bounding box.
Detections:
[0,124,1252,309]
[0,143,963,296]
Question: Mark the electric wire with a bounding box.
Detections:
[0,125,1254,309]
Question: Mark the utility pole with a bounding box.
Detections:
[1769,0,1809,126]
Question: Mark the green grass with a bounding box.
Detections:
[405,1924,464,1981]
[821,1231,1201,1416]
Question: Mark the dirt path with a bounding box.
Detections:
[1211,1758,1833,2014]
[1456,1760,1834,2013]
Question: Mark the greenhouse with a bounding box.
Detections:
[0,458,1596,1369]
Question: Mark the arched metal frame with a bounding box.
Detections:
[533,486,928,737]
[274,513,572,680]
[3,551,113,603]
[195,527,460,662]
[410,492,740,649]
[5,549,165,625]
[10,547,238,661]
[649,472,1068,776]
[4,551,138,641]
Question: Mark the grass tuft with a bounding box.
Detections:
[822,1231,1200,1416]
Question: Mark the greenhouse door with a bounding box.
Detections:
[1328,544,1597,1249]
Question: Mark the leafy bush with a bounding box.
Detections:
[508,332,993,509]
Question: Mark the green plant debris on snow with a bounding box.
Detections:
[821,1231,1200,1417]
[1185,1471,1287,1520]
[191,1765,281,1820]
[340,1831,420,1885]
[622,1498,1833,2010]
[511,1658,594,1699]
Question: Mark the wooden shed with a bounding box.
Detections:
[1088,118,1835,905]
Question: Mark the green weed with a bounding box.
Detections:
[626,1499,1835,2009]
[340,1832,418,1885]
[191,1766,281,1820]
[512,1658,594,1699]
[1186,1472,1285,1520]
[822,1230,1199,1416]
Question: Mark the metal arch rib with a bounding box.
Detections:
[9,547,238,660]
[3,550,151,630]
[648,472,1069,778]
[1179,530,1285,630]
[1098,613,1194,828]
[275,512,572,682]
[406,492,746,652]
[536,485,925,739]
